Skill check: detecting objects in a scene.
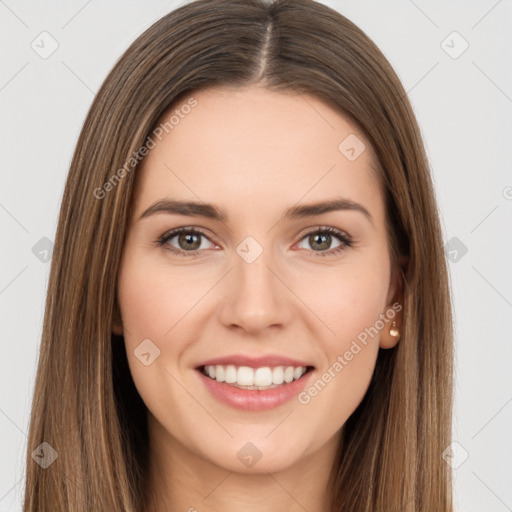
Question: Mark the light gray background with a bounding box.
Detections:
[1,1,511,510]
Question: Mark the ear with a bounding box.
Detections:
[379,255,407,349]
[112,323,124,336]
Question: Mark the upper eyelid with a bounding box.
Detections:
[162,226,215,242]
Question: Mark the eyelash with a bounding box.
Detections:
[155,226,354,258]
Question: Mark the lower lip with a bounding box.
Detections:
[197,368,315,411]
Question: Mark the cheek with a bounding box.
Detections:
[117,249,207,349]
[116,253,202,425]
[295,253,391,353]
[116,247,226,380]
[292,249,390,420]
[115,252,186,381]
[117,261,171,345]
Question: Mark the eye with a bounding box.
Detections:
[156,227,217,257]
[156,225,354,258]
[296,226,353,257]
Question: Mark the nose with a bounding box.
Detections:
[217,246,294,336]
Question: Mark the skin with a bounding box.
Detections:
[113,84,402,512]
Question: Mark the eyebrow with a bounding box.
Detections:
[138,197,373,224]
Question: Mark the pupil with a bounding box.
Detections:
[311,233,330,251]
[179,233,200,250]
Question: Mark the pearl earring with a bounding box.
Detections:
[389,320,400,338]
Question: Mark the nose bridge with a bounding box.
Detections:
[218,235,291,333]
[236,246,274,296]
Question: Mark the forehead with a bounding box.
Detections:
[130,85,385,226]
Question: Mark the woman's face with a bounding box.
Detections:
[115,84,401,474]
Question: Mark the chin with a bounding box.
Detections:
[198,437,307,475]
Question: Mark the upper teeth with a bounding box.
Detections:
[203,365,307,389]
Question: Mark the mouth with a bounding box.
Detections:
[199,364,315,390]
[194,358,316,411]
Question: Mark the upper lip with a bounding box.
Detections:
[196,354,314,369]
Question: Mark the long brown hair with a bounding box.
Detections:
[23,0,453,510]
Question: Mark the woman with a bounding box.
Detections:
[23,0,454,510]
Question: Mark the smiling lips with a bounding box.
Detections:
[195,354,315,411]
[201,364,308,389]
